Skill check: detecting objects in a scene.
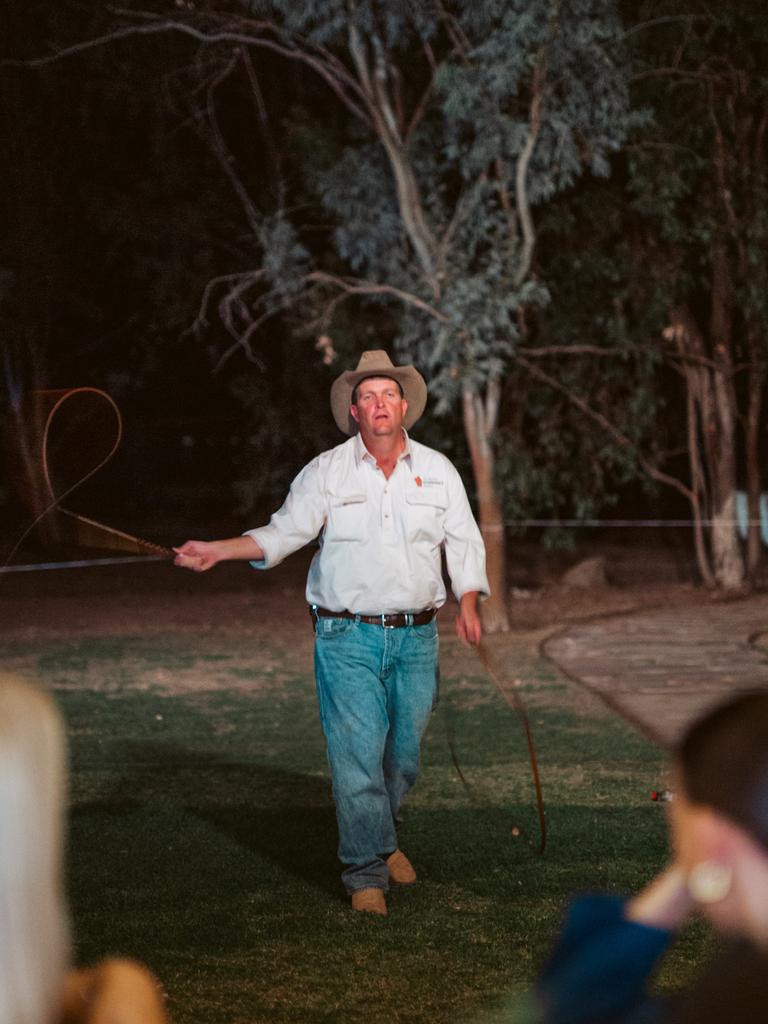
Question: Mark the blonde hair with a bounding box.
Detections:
[0,675,70,1024]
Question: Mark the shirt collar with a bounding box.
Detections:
[400,430,413,463]
[354,429,412,467]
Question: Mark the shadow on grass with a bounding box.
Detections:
[69,735,557,906]
[192,802,341,899]
[73,736,341,897]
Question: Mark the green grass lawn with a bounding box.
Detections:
[7,631,714,1023]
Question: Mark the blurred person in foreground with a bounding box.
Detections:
[174,349,489,915]
[0,674,168,1024]
[526,690,768,1023]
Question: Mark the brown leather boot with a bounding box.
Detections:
[351,888,387,915]
[386,849,417,885]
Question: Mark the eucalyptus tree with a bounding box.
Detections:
[296,2,634,630]
[50,0,632,629]
[623,3,768,587]
[493,4,768,591]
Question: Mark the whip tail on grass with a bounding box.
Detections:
[475,640,547,855]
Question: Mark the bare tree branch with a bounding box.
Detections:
[434,0,472,57]
[12,12,372,125]
[437,173,487,276]
[214,302,286,373]
[516,354,697,505]
[241,48,284,207]
[201,52,263,236]
[347,22,440,295]
[494,158,519,273]
[484,376,501,437]
[218,272,267,335]
[513,61,544,288]
[518,344,623,357]
[622,14,712,40]
[306,271,449,321]
[404,43,436,146]
[632,68,731,84]
[371,33,402,142]
[187,270,264,336]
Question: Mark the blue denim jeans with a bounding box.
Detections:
[313,615,439,894]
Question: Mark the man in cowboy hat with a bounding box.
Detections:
[174,350,489,915]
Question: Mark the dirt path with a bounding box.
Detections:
[543,594,768,748]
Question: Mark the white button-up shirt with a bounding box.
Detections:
[245,432,489,614]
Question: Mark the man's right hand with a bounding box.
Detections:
[173,536,264,572]
[173,540,222,572]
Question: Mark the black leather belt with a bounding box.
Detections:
[311,606,437,628]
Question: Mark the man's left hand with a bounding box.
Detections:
[455,592,482,646]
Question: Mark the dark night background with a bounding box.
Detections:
[2,1,766,586]
[1,1,344,549]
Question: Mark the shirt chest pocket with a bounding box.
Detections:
[405,485,447,544]
[325,493,367,543]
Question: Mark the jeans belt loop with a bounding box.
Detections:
[405,612,413,626]
[381,613,392,629]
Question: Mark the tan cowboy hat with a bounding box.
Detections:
[330,350,427,434]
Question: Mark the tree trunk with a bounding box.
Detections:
[709,491,743,588]
[683,373,716,586]
[668,300,744,590]
[745,348,764,578]
[709,369,744,588]
[462,384,509,633]
[708,242,745,590]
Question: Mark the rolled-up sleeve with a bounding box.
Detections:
[442,463,490,601]
[243,458,327,569]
